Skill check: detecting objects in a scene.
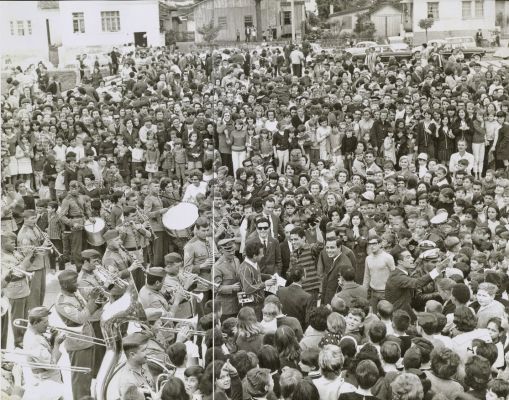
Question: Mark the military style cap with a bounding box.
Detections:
[103,230,119,242]
[23,209,37,218]
[218,237,236,247]
[81,249,102,259]
[122,332,149,347]
[58,270,78,283]
[28,306,50,318]
[430,212,448,225]
[1,232,17,241]
[146,267,166,278]
[420,248,440,261]
[164,253,182,264]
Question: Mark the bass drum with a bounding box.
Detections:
[84,218,106,246]
[162,203,199,238]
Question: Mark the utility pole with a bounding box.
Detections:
[291,0,296,43]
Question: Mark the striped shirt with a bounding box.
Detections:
[47,213,63,240]
[290,245,320,293]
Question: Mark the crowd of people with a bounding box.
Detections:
[1,37,509,400]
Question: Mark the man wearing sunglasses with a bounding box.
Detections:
[245,217,282,276]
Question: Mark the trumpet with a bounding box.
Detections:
[78,286,110,304]
[7,266,34,279]
[95,266,130,289]
[13,318,107,347]
[159,316,198,325]
[162,285,204,303]
[181,271,219,289]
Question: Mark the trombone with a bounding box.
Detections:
[155,326,206,336]
[162,285,204,303]
[180,271,219,289]
[1,350,91,373]
[13,319,107,347]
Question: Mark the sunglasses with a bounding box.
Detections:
[257,226,269,230]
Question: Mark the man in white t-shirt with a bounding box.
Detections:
[290,45,305,77]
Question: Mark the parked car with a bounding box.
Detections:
[412,40,485,60]
[387,36,410,51]
[444,36,477,49]
[351,45,413,62]
[344,41,378,56]
[412,39,447,54]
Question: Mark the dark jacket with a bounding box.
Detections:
[321,251,355,305]
[278,284,313,330]
[385,267,434,321]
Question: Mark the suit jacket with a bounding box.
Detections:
[245,235,282,276]
[278,284,313,330]
[248,212,285,242]
[280,240,291,279]
[238,260,265,304]
[321,251,355,305]
[385,268,434,321]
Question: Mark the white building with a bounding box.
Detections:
[1,0,173,69]
[58,0,169,65]
[1,1,61,68]
[404,0,497,43]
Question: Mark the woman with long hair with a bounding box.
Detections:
[275,326,301,370]
[200,360,242,400]
[236,307,264,353]
[346,211,368,284]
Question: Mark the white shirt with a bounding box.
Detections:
[53,144,67,162]
[449,151,474,174]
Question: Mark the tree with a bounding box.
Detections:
[316,0,371,19]
[255,0,262,41]
[197,20,222,43]
[354,12,376,40]
[418,18,434,42]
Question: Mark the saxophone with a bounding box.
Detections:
[95,285,147,400]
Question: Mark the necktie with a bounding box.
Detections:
[263,240,267,252]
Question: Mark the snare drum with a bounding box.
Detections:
[162,203,199,238]
[84,217,106,246]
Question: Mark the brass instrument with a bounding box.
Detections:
[159,316,198,326]
[15,245,53,252]
[1,350,91,373]
[78,286,110,304]
[13,319,107,346]
[180,270,219,289]
[7,266,34,279]
[95,266,130,289]
[155,326,206,336]
[162,284,204,303]
[96,286,147,400]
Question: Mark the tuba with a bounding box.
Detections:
[95,285,147,400]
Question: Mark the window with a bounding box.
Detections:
[244,15,253,27]
[342,15,352,29]
[427,2,439,19]
[10,20,32,36]
[462,1,471,18]
[475,0,483,17]
[72,12,85,33]
[218,16,227,28]
[283,11,291,25]
[17,20,25,35]
[101,11,120,32]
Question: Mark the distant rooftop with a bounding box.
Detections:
[38,0,59,9]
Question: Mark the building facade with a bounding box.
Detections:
[1,1,61,68]
[1,0,173,69]
[408,0,497,43]
[192,0,306,42]
[328,3,402,39]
